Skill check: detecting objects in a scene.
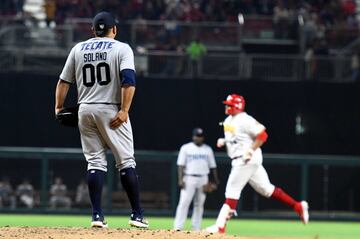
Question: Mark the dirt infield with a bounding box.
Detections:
[0,227,237,239]
[0,227,297,239]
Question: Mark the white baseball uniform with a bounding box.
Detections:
[207,111,308,232]
[223,112,275,200]
[174,142,217,231]
[59,37,136,172]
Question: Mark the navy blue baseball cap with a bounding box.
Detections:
[92,12,116,36]
[192,127,204,137]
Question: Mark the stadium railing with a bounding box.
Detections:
[0,19,355,81]
[64,17,360,52]
[1,15,359,52]
[65,16,297,52]
[0,46,352,82]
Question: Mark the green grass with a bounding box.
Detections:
[0,214,359,239]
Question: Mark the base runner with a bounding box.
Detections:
[206,94,309,234]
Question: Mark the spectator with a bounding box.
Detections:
[189,3,205,22]
[303,12,319,45]
[202,0,226,22]
[16,179,35,208]
[304,44,315,80]
[43,0,56,28]
[258,0,275,15]
[49,177,71,209]
[341,0,356,16]
[186,38,207,77]
[14,0,24,17]
[0,178,16,209]
[164,0,181,20]
[319,4,335,27]
[308,39,329,80]
[273,0,291,39]
[161,38,184,75]
[75,179,90,207]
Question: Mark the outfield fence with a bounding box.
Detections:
[0,147,359,220]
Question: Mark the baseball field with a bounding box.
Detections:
[0,214,359,239]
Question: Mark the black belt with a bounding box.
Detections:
[81,102,119,105]
[185,174,206,177]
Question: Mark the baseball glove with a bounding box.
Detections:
[56,106,79,127]
[203,182,218,193]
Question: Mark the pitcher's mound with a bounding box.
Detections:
[0,227,255,239]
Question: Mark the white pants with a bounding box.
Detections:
[225,158,275,200]
[174,175,208,231]
[78,104,136,172]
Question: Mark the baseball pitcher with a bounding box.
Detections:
[206,94,309,234]
[174,128,219,231]
[55,12,148,228]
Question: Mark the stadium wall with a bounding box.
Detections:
[1,73,360,155]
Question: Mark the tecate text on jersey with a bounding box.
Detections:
[80,41,114,51]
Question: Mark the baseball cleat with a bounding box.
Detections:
[129,213,149,229]
[295,201,309,224]
[91,214,108,228]
[204,225,225,234]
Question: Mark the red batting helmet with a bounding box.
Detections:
[223,94,245,115]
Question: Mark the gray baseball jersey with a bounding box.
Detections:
[60,37,134,104]
[59,37,136,172]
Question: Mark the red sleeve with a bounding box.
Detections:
[256,130,268,142]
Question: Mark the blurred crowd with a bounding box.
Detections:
[0,0,358,44]
[1,0,359,76]
[0,0,358,26]
[0,176,90,209]
[0,0,358,49]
